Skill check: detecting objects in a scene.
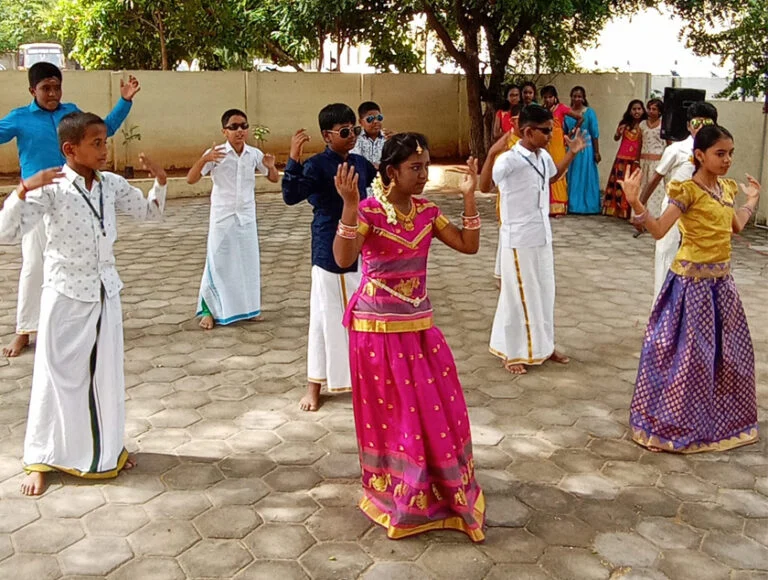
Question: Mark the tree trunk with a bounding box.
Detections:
[154,11,168,70]
[318,29,325,71]
[464,68,486,161]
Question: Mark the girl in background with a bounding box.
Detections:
[603,99,645,219]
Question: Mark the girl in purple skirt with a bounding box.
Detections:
[620,125,760,453]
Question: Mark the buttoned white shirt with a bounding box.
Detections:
[202,142,268,225]
[657,135,695,184]
[0,165,166,302]
[493,142,557,248]
[350,133,386,166]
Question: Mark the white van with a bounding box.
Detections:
[18,43,67,70]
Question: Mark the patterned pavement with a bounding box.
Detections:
[0,191,766,580]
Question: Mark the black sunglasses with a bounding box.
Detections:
[327,126,362,139]
[365,114,384,123]
[532,126,553,135]
[225,123,249,131]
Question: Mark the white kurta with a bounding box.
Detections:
[0,166,165,476]
[489,142,557,365]
[653,137,694,299]
[307,265,361,392]
[197,142,267,324]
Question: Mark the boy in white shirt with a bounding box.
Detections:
[350,101,387,168]
[0,112,167,495]
[480,104,585,375]
[187,109,279,329]
[636,102,718,299]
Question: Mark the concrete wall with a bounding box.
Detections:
[0,70,765,221]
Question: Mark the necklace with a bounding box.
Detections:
[694,177,723,201]
[394,201,416,231]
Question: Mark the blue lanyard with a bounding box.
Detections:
[72,179,106,237]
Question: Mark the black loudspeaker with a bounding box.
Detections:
[662,87,706,142]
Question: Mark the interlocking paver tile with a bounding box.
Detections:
[0,196,765,577]
[58,537,132,576]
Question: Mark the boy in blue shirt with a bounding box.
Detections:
[0,62,140,357]
[282,103,376,411]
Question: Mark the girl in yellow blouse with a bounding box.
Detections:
[620,125,760,453]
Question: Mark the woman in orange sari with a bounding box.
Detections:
[540,85,582,216]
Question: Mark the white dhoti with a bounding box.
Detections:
[653,195,681,299]
[24,287,128,477]
[16,221,46,333]
[197,216,261,324]
[490,245,555,365]
[307,265,361,392]
[494,235,502,279]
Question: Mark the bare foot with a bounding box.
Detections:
[3,333,30,357]
[124,455,137,470]
[249,314,263,322]
[494,278,501,290]
[299,382,322,412]
[549,350,570,364]
[199,315,214,330]
[504,362,528,375]
[20,471,45,496]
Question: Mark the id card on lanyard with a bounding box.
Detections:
[72,178,111,263]
[517,151,547,210]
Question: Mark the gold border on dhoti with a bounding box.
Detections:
[24,448,130,479]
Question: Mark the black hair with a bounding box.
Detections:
[570,86,589,107]
[518,104,553,128]
[646,98,664,116]
[692,124,733,173]
[28,62,62,88]
[319,103,356,132]
[221,108,247,127]
[58,112,106,149]
[379,133,429,186]
[358,101,380,117]
[686,101,718,123]
[540,85,559,102]
[620,99,647,127]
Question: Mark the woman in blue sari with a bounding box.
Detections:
[565,86,601,214]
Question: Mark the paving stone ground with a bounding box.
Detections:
[0,191,766,580]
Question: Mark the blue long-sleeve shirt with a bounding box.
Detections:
[282,147,376,274]
[0,98,133,179]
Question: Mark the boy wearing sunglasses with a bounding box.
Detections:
[187,108,279,330]
[282,103,377,411]
[351,101,388,168]
[635,101,718,299]
[480,104,585,376]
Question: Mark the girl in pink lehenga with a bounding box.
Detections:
[332,133,485,542]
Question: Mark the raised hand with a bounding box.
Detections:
[290,129,311,162]
[382,128,394,139]
[120,75,141,101]
[139,153,167,185]
[263,153,276,169]
[564,128,587,154]
[460,156,478,198]
[489,131,511,157]
[739,173,761,203]
[202,143,227,164]
[334,162,360,206]
[21,167,65,198]
[618,166,642,206]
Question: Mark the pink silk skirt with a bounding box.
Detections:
[349,326,485,541]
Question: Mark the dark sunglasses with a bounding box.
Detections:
[225,123,249,131]
[365,114,384,123]
[532,126,553,135]
[327,126,362,139]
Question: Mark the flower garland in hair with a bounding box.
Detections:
[371,174,397,225]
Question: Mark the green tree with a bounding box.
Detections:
[0,0,55,54]
[670,0,768,100]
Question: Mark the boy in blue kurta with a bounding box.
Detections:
[0,62,140,357]
[282,103,377,411]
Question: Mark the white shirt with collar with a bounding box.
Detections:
[202,142,268,224]
[350,133,386,165]
[0,165,166,302]
[493,141,557,249]
[656,135,694,183]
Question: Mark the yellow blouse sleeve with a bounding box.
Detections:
[667,180,694,213]
[434,212,450,231]
[357,209,371,237]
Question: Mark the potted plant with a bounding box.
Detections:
[121,124,141,179]
[252,124,270,148]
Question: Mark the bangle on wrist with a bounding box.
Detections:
[336,221,359,240]
[632,209,648,224]
[461,213,481,230]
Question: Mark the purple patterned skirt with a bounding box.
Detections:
[630,271,758,453]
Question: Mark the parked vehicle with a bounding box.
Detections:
[18,43,66,70]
